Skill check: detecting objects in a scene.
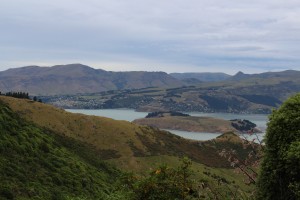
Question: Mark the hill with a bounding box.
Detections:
[0,97,122,199]
[44,70,300,113]
[133,112,261,133]
[0,96,228,170]
[0,96,257,169]
[0,64,183,95]
[134,115,235,133]
[0,96,259,198]
[170,72,231,82]
[229,70,300,82]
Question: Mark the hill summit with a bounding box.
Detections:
[0,64,183,95]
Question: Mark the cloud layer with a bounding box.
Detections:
[1,0,300,74]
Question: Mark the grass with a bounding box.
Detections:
[134,116,236,133]
[0,96,146,162]
[113,155,256,197]
[0,96,258,168]
[0,96,259,198]
[0,99,122,199]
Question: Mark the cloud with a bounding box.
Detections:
[1,0,300,73]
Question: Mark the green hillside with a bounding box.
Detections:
[0,99,125,199]
[0,96,255,170]
[0,96,259,199]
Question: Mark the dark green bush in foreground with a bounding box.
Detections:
[257,93,300,199]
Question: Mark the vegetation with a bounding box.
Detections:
[145,111,190,118]
[240,95,281,107]
[230,119,259,132]
[140,112,261,134]
[42,87,278,113]
[0,96,261,199]
[2,91,29,99]
[257,93,300,199]
[1,68,299,198]
[0,91,43,103]
[118,156,255,200]
[0,99,253,199]
[135,115,235,133]
[120,158,198,200]
[0,100,121,199]
[0,96,240,169]
[39,69,300,113]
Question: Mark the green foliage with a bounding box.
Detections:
[122,157,198,200]
[145,111,190,118]
[0,101,122,199]
[118,157,254,200]
[4,91,29,99]
[230,119,257,132]
[257,93,300,199]
[0,97,261,199]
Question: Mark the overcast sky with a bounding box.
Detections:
[1,0,300,74]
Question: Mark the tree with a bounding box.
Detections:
[257,93,300,199]
[4,91,29,99]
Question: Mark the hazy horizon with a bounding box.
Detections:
[0,63,298,76]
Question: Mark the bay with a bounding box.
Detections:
[66,109,269,141]
[66,109,149,122]
[164,129,222,141]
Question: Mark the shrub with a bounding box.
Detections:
[257,93,300,199]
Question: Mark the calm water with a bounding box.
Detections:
[66,109,269,141]
[67,109,149,122]
[164,129,222,141]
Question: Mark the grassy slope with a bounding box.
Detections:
[0,96,147,168]
[0,96,233,170]
[0,96,256,195]
[133,116,236,133]
[0,96,254,167]
[0,99,122,200]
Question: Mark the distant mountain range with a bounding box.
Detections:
[229,70,300,81]
[0,64,299,110]
[0,64,183,95]
[37,66,300,113]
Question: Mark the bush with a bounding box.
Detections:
[129,157,197,200]
[257,93,300,199]
[0,186,14,200]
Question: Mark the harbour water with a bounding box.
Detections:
[66,109,268,141]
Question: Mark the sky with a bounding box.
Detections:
[1,0,300,74]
